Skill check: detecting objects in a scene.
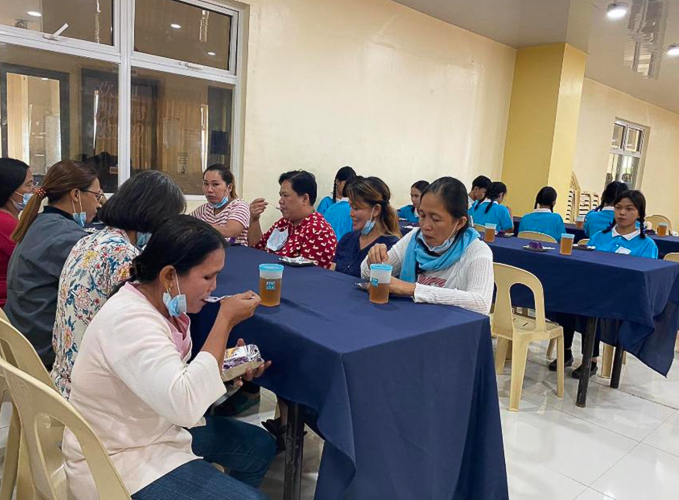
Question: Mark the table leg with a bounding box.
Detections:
[284,402,305,500]
[576,317,598,408]
[610,343,625,389]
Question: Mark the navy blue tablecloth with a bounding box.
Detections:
[190,246,508,500]
[512,216,586,242]
[650,235,679,259]
[487,236,679,375]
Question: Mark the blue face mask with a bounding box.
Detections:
[418,227,458,255]
[71,195,86,228]
[12,192,33,212]
[209,195,229,209]
[136,232,152,248]
[163,274,187,318]
[361,206,377,236]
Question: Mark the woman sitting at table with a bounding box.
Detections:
[398,180,430,223]
[323,167,357,241]
[584,181,627,237]
[0,158,33,308]
[316,165,357,215]
[361,176,493,315]
[192,163,251,245]
[589,190,657,259]
[470,181,513,233]
[248,170,337,269]
[551,190,657,378]
[52,171,186,398]
[518,186,566,241]
[333,176,401,278]
[5,160,100,367]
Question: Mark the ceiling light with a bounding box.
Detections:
[27,11,42,17]
[606,2,628,20]
[207,51,216,56]
[170,23,181,29]
[668,44,679,57]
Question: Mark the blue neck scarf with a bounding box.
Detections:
[400,227,480,283]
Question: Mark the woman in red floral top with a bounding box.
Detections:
[248,170,337,269]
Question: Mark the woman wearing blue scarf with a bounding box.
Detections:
[360,177,494,314]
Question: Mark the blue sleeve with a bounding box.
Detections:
[584,212,594,237]
[499,206,513,232]
[643,238,659,259]
[397,206,408,219]
[317,197,333,215]
[588,231,602,248]
[556,216,566,241]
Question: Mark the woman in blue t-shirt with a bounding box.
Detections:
[470,182,513,233]
[519,186,566,241]
[333,176,401,278]
[583,181,628,237]
[316,166,356,215]
[398,180,430,224]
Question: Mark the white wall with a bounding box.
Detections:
[213,0,515,227]
[574,78,679,222]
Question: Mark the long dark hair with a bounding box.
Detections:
[204,163,238,199]
[345,176,401,237]
[98,171,186,234]
[0,158,30,207]
[332,166,357,201]
[535,186,557,211]
[597,181,628,211]
[603,190,647,239]
[412,180,430,193]
[420,177,469,243]
[12,160,98,243]
[475,181,507,214]
[114,215,227,295]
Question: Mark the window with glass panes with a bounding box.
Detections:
[0,0,243,196]
[606,120,646,190]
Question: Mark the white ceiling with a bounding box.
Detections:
[394,0,679,114]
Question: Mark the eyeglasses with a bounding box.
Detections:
[82,189,105,202]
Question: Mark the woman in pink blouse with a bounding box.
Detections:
[192,164,251,246]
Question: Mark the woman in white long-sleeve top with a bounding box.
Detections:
[361,176,494,315]
[63,215,275,500]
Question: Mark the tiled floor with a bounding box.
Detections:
[1,340,677,500]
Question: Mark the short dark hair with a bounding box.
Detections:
[421,177,469,243]
[130,215,227,282]
[411,180,430,193]
[598,181,628,210]
[477,181,508,214]
[333,166,357,200]
[0,158,30,207]
[279,170,318,205]
[98,171,186,233]
[535,186,558,211]
[472,175,492,191]
[204,163,238,198]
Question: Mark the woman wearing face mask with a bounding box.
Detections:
[51,171,186,398]
[333,176,401,278]
[5,160,100,367]
[249,170,337,269]
[0,158,34,308]
[362,177,494,314]
[192,164,251,245]
[63,215,275,500]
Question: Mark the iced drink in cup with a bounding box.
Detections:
[658,223,669,236]
[560,233,574,256]
[369,264,392,304]
[484,224,497,243]
[576,215,585,229]
[259,263,284,307]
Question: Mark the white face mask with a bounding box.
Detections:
[419,226,460,255]
[266,228,289,252]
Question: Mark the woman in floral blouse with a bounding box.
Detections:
[52,171,186,398]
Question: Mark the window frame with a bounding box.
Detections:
[606,119,648,190]
[0,0,246,199]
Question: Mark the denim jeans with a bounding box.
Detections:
[132,416,276,500]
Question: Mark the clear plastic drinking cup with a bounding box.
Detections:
[560,233,574,255]
[484,223,497,243]
[369,264,392,304]
[576,215,585,229]
[658,223,669,237]
[259,263,284,307]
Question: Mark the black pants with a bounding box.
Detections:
[550,312,600,359]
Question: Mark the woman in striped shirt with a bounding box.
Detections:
[192,164,251,246]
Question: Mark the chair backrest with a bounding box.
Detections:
[0,356,131,500]
[0,307,8,322]
[492,263,547,337]
[647,214,672,232]
[664,253,679,263]
[578,238,589,247]
[0,319,54,389]
[517,231,557,243]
